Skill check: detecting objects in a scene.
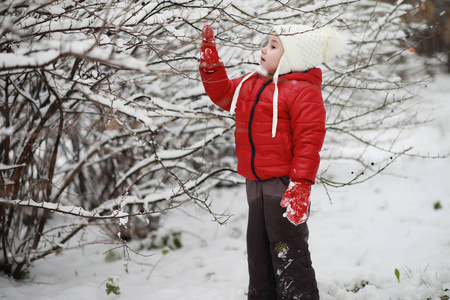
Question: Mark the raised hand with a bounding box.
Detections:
[200,24,223,73]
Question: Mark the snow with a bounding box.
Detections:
[1,73,449,299]
[0,164,24,171]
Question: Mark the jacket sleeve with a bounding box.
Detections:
[199,66,242,111]
[289,87,326,184]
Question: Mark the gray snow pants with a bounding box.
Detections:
[245,176,319,300]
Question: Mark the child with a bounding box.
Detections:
[199,24,345,300]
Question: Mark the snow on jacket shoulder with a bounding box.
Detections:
[200,66,326,184]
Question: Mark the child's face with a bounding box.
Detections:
[260,33,284,75]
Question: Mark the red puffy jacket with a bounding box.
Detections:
[200,66,326,184]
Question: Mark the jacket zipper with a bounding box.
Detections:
[248,80,272,181]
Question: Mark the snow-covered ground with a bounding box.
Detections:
[1,73,449,300]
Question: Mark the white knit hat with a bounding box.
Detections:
[272,25,346,74]
[230,24,346,137]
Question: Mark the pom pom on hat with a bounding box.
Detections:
[272,24,346,74]
[320,26,348,61]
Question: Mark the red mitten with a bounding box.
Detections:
[281,180,311,225]
[200,24,223,73]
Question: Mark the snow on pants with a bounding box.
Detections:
[245,176,319,300]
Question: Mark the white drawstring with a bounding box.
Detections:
[271,54,286,138]
[272,77,279,138]
[230,71,256,115]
